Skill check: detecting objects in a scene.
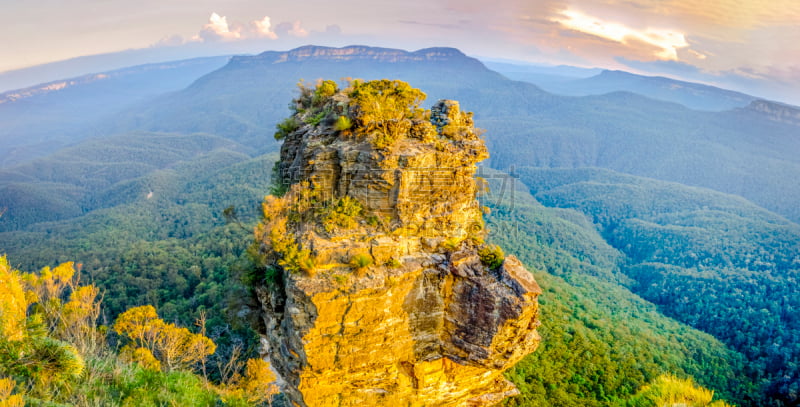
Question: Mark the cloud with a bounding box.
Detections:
[688,49,707,60]
[253,16,278,40]
[655,0,800,31]
[188,12,280,43]
[552,8,688,60]
[197,12,241,42]
[289,21,308,37]
[276,21,309,38]
[151,34,185,48]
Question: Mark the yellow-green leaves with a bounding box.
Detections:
[0,377,23,407]
[322,196,364,233]
[349,253,373,272]
[0,257,27,342]
[348,79,427,149]
[240,358,279,403]
[114,305,216,372]
[478,244,505,269]
[313,79,339,106]
[627,374,735,407]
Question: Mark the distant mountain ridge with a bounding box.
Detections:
[490,65,759,111]
[231,44,477,65]
[573,69,756,109]
[0,56,230,105]
[0,56,229,167]
[6,44,800,223]
[103,44,518,151]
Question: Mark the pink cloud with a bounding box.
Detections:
[187,12,280,43]
[253,16,278,39]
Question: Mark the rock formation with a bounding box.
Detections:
[254,79,541,406]
[746,99,800,126]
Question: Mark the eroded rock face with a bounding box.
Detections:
[255,83,540,406]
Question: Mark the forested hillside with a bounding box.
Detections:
[517,167,800,405]
[0,132,253,231]
[0,57,229,167]
[5,45,800,224]
[0,155,747,405]
[477,170,749,405]
[1,151,276,322]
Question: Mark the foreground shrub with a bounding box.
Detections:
[478,244,505,269]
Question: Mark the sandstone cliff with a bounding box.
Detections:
[746,99,800,126]
[254,80,541,406]
[229,45,483,67]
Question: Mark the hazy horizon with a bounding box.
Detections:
[3,1,800,105]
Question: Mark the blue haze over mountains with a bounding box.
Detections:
[1,45,799,405]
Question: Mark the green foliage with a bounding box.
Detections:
[478,244,505,269]
[272,233,315,275]
[321,196,364,233]
[114,305,216,373]
[0,377,23,407]
[332,274,348,285]
[295,254,316,275]
[333,115,352,132]
[482,173,751,406]
[0,152,276,392]
[274,117,300,140]
[0,254,277,406]
[624,374,733,407]
[269,160,289,197]
[385,258,402,268]
[312,80,338,106]
[349,253,373,271]
[347,79,426,149]
[260,266,283,289]
[441,237,462,251]
[517,166,800,405]
[112,366,220,406]
[265,217,315,275]
[0,132,250,233]
[408,119,437,142]
[304,110,327,126]
[0,260,106,401]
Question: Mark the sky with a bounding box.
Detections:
[2,0,799,104]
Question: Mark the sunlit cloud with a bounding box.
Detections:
[151,34,184,48]
[189,12,281,43]
[198,12,241,41]
[552,8,688,60]
[253,16,278,40]
[688,49,707,60]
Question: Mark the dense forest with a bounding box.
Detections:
[0,159,744,406]
[515,167,800,405]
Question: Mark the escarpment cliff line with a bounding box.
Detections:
[254,79,541,406]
